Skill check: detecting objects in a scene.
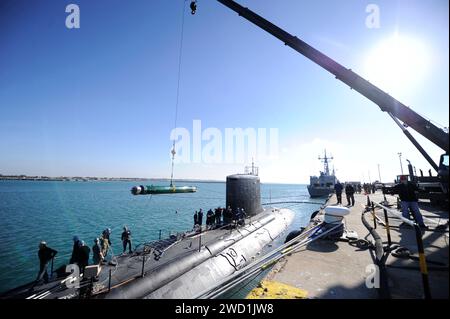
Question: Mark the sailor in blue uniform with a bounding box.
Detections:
[121,226,133,254]
[35,241,57,284]
[92,238,103,265]
[334,181,343,205]
[70,236,81,265]
[78,241,90,274]
[215,208,222,226]
[198,209,203,226]
[206,209,214,229]
[193,211,198,227]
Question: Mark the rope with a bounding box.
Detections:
[174,0,187,132]
[170,0,188,187]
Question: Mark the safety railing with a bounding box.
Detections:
[367,196,431,299]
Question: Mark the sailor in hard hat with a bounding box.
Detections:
[100,228,112,261]
[35,241,57,284]
[102,228,112,246]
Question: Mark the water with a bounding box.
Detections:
[0,180,323,294]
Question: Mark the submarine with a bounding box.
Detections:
[1,170,294,299]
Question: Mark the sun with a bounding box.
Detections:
[364,33,430,96]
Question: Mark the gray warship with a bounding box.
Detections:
[307,150,338,198]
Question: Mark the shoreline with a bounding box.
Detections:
[0,176,308,185]
[0,176,224,183]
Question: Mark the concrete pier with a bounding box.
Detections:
[251,192,449,299]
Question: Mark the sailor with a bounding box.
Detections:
[211,209,216,227]
[392,176,427,228]
[364,183,370,195]
[222,207,228,225]
[207,209,214,229]
[198,209,203,226]
[241,207,246,219]
[70,236,81,265]
[233,207,240,226]
[345,183,355,206]
[225,206,233,225]
[102,228,112,246]
[205,210,210,228]
[121,226,133,254]
[92,238,103,265]
[78,241,91,274]
[334,181,343,205]
[215,207,222,226]
[193,211,198,227]
[35,241,57,284]
[238,208,246,226]
[100,228,112,261]
[219,207,224,224]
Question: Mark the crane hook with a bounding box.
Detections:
[190,1,197,15]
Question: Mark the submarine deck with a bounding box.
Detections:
[1,208,279,299]
[256,192,449,299]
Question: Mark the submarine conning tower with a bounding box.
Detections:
[226,173,263,217]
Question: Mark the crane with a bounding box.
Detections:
[210,0,449,204]
[214,0,448,156]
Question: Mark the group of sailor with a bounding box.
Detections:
[193,206,247,230]
[362,183,376,194]
[35,226,133,285]
[34,205,250,285]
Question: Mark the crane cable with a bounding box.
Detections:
[170,0,188,188]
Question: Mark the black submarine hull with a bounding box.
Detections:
[105,209,294,299]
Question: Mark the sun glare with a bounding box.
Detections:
[365,33,430,96]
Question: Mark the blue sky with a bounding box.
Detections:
[0,0,448,183]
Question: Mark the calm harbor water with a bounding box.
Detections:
[0,180,323,295]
